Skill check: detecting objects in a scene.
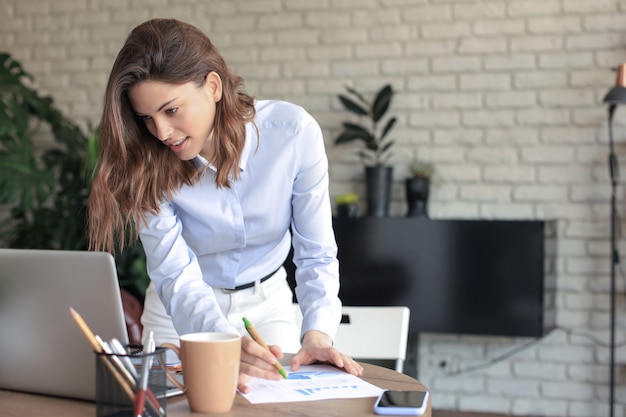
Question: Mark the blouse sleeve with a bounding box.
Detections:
[290,110,342,341]
[139,202,239,336]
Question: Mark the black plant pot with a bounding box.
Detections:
[336,203,359,218]
[365,166,393,218]
[405,177,430,217]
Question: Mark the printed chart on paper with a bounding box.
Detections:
[240,364,383,404]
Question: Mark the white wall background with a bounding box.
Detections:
[1,0,626,415]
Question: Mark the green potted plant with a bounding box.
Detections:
[405,156,434,218]
[0,52,149,299]
[334,84,397,217]
[0,52,89,249]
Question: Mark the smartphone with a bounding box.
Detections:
[373,389,429,416]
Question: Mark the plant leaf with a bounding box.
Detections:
[372,84,393,123]
[0,106,17,136]
[335,129,375,145]
[381,140,394,153]
[344,85,368,106]
[358,149,376,165]
[338,95,368,116]
[341,122,370,134]
[380,117,397,140]
[379,151,393,165]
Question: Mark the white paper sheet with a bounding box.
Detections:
[239,364,384,404]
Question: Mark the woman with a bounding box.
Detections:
[88,18,362,391]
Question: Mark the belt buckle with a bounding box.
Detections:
[221,287,237,294]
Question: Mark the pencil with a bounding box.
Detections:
[242,317,288,379]
[69,307,136,401]
[69,307,163,416]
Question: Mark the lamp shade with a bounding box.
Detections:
[604,63,626,104]
[604,86,626,104]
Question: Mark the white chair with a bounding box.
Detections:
[293,305,410,373]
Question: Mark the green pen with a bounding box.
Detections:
[242,317,288,379]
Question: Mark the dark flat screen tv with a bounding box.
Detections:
[286,218,555,338]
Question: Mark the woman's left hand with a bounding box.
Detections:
[290,330,364,376]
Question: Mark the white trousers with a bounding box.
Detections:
[141,267,301,354]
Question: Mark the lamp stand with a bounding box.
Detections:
[605,105,618,417]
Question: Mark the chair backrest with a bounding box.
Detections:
[335,306,410,373]
[293,305,410,373]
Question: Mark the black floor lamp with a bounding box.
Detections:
[602,64,624,417]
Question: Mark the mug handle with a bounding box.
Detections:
[159,343,186,392]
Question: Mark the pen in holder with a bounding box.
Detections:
[95,345,167,417]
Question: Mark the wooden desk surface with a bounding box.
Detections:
[0,362,431,417]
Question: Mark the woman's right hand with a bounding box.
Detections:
[237,335,284,393]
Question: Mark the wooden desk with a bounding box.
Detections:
[0,362,431,416]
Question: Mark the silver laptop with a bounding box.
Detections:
[0,248,130,401]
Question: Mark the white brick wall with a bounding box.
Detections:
[2,1,625,415]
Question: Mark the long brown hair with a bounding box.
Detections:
[89,18,255,253]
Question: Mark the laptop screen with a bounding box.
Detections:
[0,249,129,401]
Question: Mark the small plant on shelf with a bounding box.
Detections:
[405,155,434,218]
[334,193,360,218]
[409,159,434,179]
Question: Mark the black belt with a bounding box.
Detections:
[225,267,281,292]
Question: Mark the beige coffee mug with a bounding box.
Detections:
[162,332,241,413]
